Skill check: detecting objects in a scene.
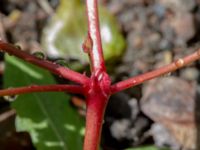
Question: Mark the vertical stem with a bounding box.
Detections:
[84,1,111,148]
[86,0,106,73]
[83,93,108,150]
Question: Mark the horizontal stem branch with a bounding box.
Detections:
[0,41,89,85]
[0,84,83,96]
[111,49,200,94]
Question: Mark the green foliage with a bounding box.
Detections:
[4,55,84,150]
[42,0,125,69]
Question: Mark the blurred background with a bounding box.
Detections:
[0,0,200,150]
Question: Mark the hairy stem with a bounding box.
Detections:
[0,84,83,96]
[0,41,89,85]
[86,0,106,73]
[111,49,200,93]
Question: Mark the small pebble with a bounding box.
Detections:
[171,13,195,42]
[180,68,199,81]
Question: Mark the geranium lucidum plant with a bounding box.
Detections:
[0,0,200,150]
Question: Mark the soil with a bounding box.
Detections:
[0,0,200,150]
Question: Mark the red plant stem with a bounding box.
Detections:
[111,49,200,94]
[0,84,83,96]
[86,0,106,73]
[83,71,111,150]
[83,89,109,150]
[84,1,111,149]
[0,41,89,85]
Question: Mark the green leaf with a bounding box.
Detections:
[41,0,125,70]
[3,55,84,150]
[125,145,170,150]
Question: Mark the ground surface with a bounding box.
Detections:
[0,0,200,150]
